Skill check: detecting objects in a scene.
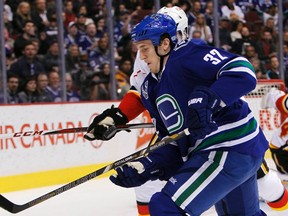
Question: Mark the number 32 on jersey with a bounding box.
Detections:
[203,49,228,65]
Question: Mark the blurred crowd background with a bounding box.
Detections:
[1,0,288,104]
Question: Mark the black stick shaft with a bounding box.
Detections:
[0,123,154,139]
[0,129,189,214]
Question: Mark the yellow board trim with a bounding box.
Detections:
[0,150,273,193]
[0,163,115,193]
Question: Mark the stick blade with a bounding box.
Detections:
[0,195,23,214]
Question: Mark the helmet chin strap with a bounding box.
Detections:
[154,45,173,79]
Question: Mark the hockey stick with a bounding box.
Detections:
[0,128,190,214]
[0,123,155,139]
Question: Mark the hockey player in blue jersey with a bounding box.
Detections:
[107,13,268,215]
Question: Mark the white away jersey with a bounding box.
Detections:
[130,51,150,93]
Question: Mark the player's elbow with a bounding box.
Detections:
[245,74,257,93]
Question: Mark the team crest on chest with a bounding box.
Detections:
[156,94,184,133]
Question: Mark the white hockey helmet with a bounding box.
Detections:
[157,6,188,41]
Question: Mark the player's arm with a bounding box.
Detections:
[184,47,257,140]
[109,141,183,188]
[120,51,150,121]
[209,56,257,106]
[84,51,149,141]
[83,86,147,141]
[118,86,146,121]
[186,44,257,106]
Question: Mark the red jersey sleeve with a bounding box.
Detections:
[118,90,146,121]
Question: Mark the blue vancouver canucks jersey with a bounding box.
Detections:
[141,40,268,159]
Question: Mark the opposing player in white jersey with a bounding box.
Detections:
[84,6,189,216]
[259,87,288,210]
[261,88,288,173]
[261,88,288,168]
[84,7,288,214]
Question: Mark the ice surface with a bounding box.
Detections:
[0,177,287,216]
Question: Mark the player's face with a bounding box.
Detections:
[135,40,160,73]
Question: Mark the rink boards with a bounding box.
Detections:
[0,102,154,193]
[0,100,279,193]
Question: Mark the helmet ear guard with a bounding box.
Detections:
[159,33,176,50]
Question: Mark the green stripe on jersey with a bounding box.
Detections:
[193,118,257,152]
[175,151,224,206]
[222,59,255,72]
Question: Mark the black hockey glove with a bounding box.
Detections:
[186,86,222,140]
[84,106,128,141]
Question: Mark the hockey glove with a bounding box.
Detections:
[186,86,222,140]
[84,105,128,141]
[109,156,163,188]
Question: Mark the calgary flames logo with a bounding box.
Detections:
[135,111,155,149]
